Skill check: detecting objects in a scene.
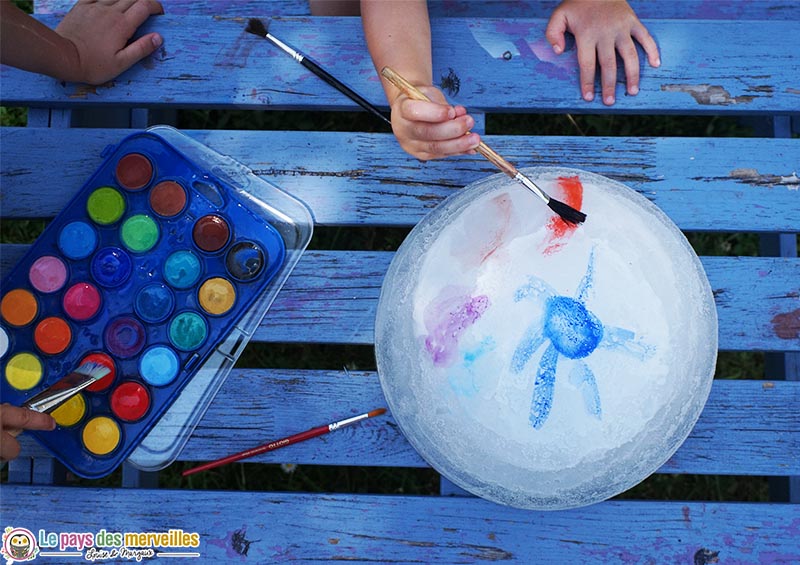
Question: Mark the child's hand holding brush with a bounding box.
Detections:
[384,84,480,162]
[361,0,480,161]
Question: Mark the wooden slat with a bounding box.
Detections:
[14,375,800,476]
[432,0,800,19]
[35,0,800,20]
[35,0,314,16]
[1,247,797,352]
[2,17,799,114]
[1,128,798,232]
[3,486,798,563]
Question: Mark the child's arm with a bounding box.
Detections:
[361,0,479,160]
[0,0,163,85]
[545,0,660,105]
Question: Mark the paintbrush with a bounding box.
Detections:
[181,407,388,476]
[244,18,391,126]
[8,361,111,437]
[380,66,587,225]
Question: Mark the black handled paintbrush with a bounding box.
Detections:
[245,18,391,126]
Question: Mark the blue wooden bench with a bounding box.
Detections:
[1,1,798,562]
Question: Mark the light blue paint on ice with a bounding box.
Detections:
[450,337,497,397]
[600,327,655,361]
[511,317,546,374]
[569,362,602,419]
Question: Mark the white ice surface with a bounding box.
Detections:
[375,168,717,510]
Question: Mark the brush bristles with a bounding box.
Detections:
[548,198,587,225]
[245,18,269,37]
[74,361,111,379]
[368,408,387,418]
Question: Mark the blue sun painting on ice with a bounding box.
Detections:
[511,247,654,429]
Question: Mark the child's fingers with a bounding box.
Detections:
[123,0,164,22]
[411,114,475,143]
[576,42,597,102]
[408,131,481,161]
[617,36,641,95]
[597,40,618,105]
[390,87,480,160]
[395,114,480,160]
[401,98,456,123]
[116,32,163,70]
[110,0,140,12]
[631,23,660,67]
[0,404,56,432]
[452,105,468,118]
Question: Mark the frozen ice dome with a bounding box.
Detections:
[375,167,718,510]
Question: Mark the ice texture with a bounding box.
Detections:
[375,167,718,510]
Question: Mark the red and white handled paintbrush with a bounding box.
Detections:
[181,408,388,477]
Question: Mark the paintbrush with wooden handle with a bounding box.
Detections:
[380,66,587,225]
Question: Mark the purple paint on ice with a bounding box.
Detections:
[424,293,490,367]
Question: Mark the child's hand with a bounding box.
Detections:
[0,404,56,462]
[55,0,164,85]
[388,85,480,161]
[545,0,660,105]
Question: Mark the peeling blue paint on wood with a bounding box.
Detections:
[33,0,800,20]
[2,488,799,563]
[1,17,798,113]
[1,129,798,232]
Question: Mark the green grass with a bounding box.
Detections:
[0,106,27,127]
[0,105,783,503]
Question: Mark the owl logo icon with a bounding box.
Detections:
[1,527,39,563]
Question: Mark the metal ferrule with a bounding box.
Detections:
[515,172,550,204]
[266,33,304,64]
[24,387,82,414]
[328,413,368,431]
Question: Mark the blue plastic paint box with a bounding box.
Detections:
[0,126,313,478]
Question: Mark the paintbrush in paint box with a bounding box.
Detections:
[244,18,391,126]
[9,361,111,437]
[380,66,587,225]
[181,408,388,476]
[0,362,111,469]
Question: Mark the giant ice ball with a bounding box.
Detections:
[375,167,718,510]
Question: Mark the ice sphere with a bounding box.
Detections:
[374,167,718,510]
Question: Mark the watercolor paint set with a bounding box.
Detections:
[0,126,313,478]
